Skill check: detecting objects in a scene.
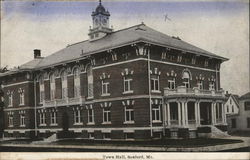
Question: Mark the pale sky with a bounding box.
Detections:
[1,0,249,96]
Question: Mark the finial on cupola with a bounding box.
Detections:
[99,0,102,4]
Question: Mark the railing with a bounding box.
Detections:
[164,86,225,97]
[43,96,85,107]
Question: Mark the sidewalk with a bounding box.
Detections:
[1,136,249,152]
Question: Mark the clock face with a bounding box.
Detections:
[102,19,107,25]
[95,19,99,26]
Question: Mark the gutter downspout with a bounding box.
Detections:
[34,79,37,137]
[147,47,153,138]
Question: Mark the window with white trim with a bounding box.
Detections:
[209,81,215,90]
[50,111,57,125]
[40,91,44,103]
[39,75,44,103]
[88,108,94,124]
[197,80,203,90]
[8,94,13,107]
[101,80,110,96]
[151,75,160,92]
[87,65,94,98]
[49,73,55,100]
[20,114,25,127]
[74,109,82,124]
[182,71,191,88]
[152,105,161,122]
[103,108,111,123]
[125,106,134,123]
[168,78,176,89]
[8,115,13,127]
[103,133,111,139]
[39,112,46,126]
[123,76,133,93]
[73,67,80,98]
[61,70,68,99]
[19,92,24,105]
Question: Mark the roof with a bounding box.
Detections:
[226,94,240,108]
[240,92,250,100]
[1,23,228,76]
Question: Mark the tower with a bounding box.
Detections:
[89,0,113,41]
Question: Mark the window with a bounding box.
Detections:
[8,115,13,127]
[247,118,250,128]
[123,76,133,93]
[88,133,94,139]
[101,80,110,96]
[125,106,134,123]
[232,105,234,113]
[73,68,80,98]
[39,112,46,126]
[87,65,93,98]
[227,105,229,113]
[168,78,175,89]
[152,105,161,122]
[103,133,111,140]
[231,118,236,128]
[51,111,57,125]
[61,70,68,99]
[88,109,94,124]
[209,81,215,90]
[197,80,203,90]
[103,108,111,123]
[74,110,82,124]
[19,92,24,105]
[40,91,44,103]
[39,76,44,103]
[151,75,160,92]
[182,71,190,88]
[244,102,250,111]
[8,94,13,107]
[20,114,25,127]
[125,133,134,139]
[49,73,55,100]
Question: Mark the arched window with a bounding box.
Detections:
[182,71,191,88]
[39,75,44,103]
[60,70,68,99]
[49,73,55,100]
[86,64,93,98]
[73,67,80,98]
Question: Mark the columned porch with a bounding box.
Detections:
[164,100,227,129]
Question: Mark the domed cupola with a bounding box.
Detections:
[89,0,113,41]
[92,1,110,16]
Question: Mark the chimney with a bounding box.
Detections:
[34,49,41,59]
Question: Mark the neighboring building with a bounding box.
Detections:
[0,1,228,140]
[227,92,250,133]
[0,81,4,138]
[225,93,239,115]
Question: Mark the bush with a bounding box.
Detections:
[197,127,211,133]
[178,128,189,139]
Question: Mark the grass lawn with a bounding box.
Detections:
[52,138,243,148]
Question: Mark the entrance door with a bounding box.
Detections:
[200,102,212,125]
[62,112,69,131]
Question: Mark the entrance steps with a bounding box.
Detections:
[210,125,229,138]
[32,133,57,144]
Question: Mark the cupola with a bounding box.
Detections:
[88,0,113,41]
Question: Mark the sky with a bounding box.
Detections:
[0,0,249,96]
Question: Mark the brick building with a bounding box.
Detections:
[0,1,228,140]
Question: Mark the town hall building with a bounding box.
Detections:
[0,1,228,140]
